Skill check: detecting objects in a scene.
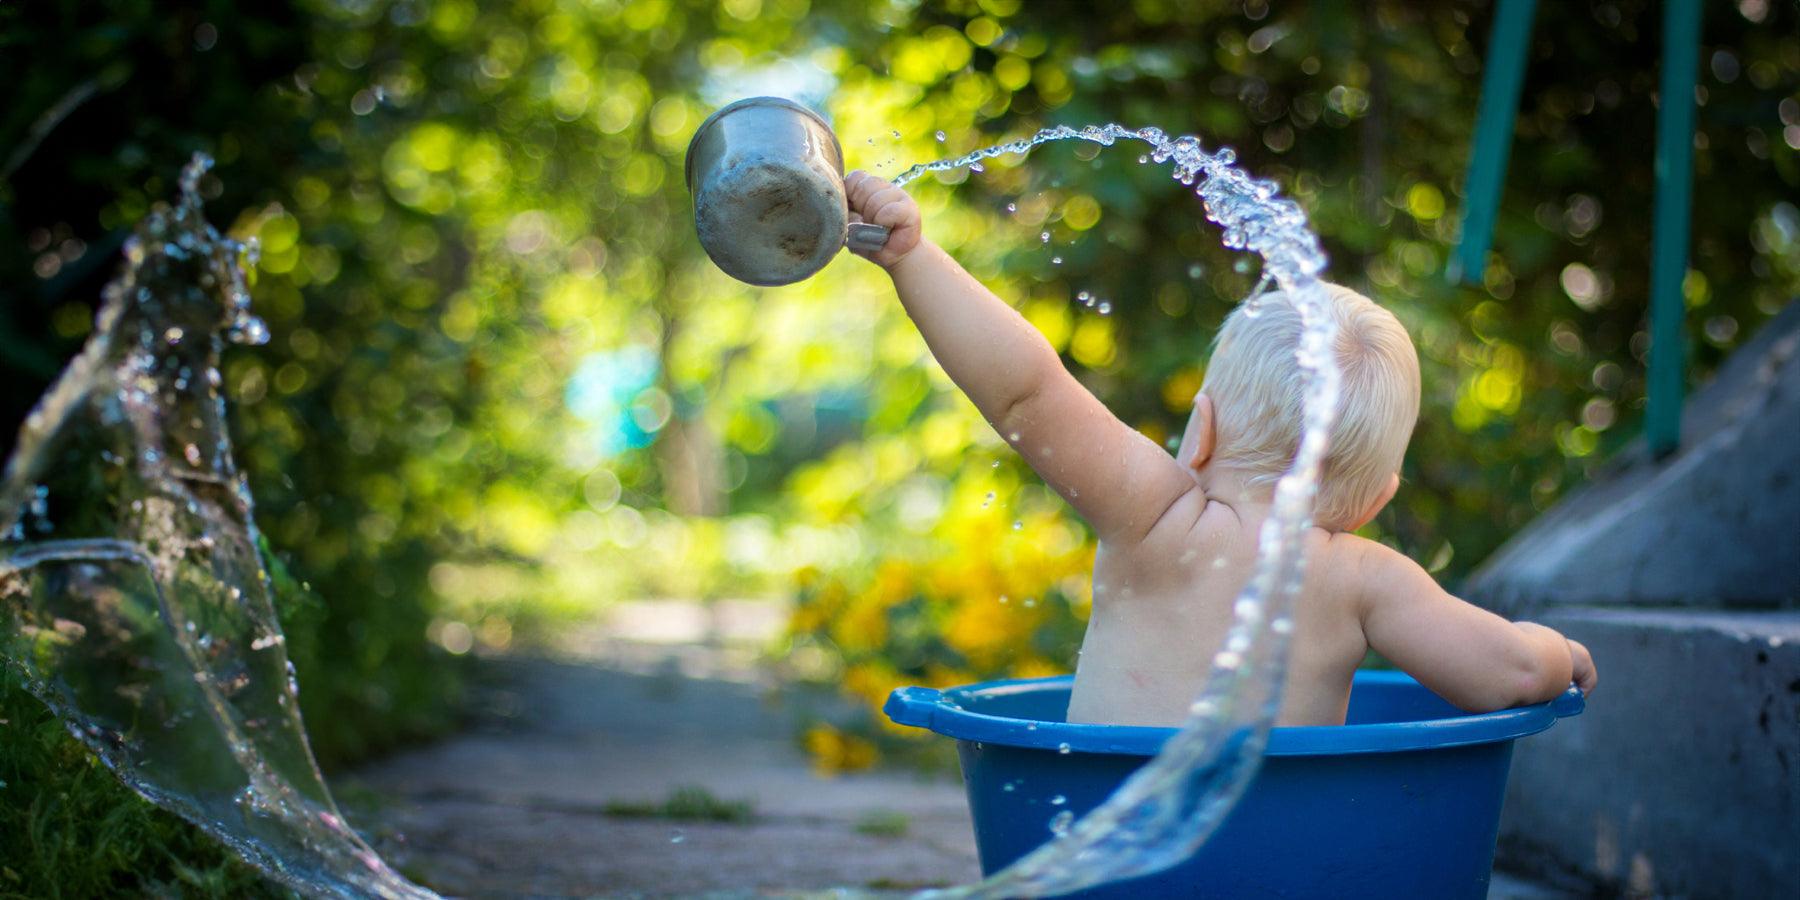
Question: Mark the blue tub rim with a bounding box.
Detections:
[884,670,1584,758]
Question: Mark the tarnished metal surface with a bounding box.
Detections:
[686,96,887,286]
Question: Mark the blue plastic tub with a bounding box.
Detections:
[885,670,1584,899]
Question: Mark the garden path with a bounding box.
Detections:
[339,600,981,898]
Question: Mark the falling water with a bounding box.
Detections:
[897,123,1342,899]
[0,156,434,900]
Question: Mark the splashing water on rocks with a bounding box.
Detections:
[0,155,434,900]
[899,123,1341,899]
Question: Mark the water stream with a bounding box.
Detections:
[0,121,1340,899]
[897,123,1339,898]
[0,156,433,899]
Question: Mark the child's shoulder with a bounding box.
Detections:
[1318,531,1420,596]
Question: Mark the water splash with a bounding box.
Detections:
[0,155,434,900]
[902,124,1341,898]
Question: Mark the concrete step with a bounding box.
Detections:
[1496,607,1800,899]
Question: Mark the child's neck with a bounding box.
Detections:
[1195,463,1274,515]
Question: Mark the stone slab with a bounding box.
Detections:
[340,658,981,897]
[1495,607,1800,898]
[1467,300,1800,612]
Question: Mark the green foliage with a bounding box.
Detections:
[0,665,286,899]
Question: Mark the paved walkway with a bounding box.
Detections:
[341,655,981,898]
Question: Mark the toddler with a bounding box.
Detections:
[843,171,1597,727]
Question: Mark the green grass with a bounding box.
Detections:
[602,785,755,824]
[0,665,288,899]
[853,809,911,838]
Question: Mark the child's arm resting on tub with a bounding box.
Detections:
[844,170,1195,543]
[1350,539,1598,711]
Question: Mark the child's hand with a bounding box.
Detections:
[845,170,922,269]
[1569,638,1598,695]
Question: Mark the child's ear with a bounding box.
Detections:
[1346,473,1400,531]
[1179,393,1216,473]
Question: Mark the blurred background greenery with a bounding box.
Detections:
[1,0,1795,892]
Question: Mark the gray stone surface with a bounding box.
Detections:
[340,658,980,898]
[1494,607,1800,899]
[1467,300,1800,614]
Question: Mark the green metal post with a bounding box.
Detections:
[1647,0,1702,457]
[1448,0,1537,285]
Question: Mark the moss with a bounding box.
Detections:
[0,665,288,899]
[0,549,454,897]
[602,785,755,824]
[854,809,911,838]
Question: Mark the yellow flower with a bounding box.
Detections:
[802,723,879,775]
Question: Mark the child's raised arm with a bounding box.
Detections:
[845,171,1195,543]
[1351,540,1597,711]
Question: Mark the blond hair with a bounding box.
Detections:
[1199,283,1420,531]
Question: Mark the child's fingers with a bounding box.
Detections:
[863,186,912,220]
[846,171,886,212]
[869,196,914,230]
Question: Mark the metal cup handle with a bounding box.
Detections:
[846,222,891,253]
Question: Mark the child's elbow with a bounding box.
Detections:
[1496,657,1571,710]
[1447,663,1566,714]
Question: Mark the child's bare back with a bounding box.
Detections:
[842,171,1596,728]
[1071,497,1360,727]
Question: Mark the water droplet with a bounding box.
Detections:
[1050,794,1067,805]
[1097,301,1113,315]
[1012,520,1022,531]
[1049,810,1075,836]
[891,129,901,138]
[982,491,995,508]
[935,130,947,142]
[1057,742,1072,754]
[1051,255,1063,265]
[1006,202,1017,213]
[1003,781,1016,791]
[1040,231,1051,243]
[670,832,687,844]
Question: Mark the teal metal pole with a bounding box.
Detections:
[1646,0,1702,457]
[1448,0,1537,285]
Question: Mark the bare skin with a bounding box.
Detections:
[844,171,1597,726]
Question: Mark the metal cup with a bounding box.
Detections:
[685,96,890,286]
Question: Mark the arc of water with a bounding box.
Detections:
[894,125,1341,898]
